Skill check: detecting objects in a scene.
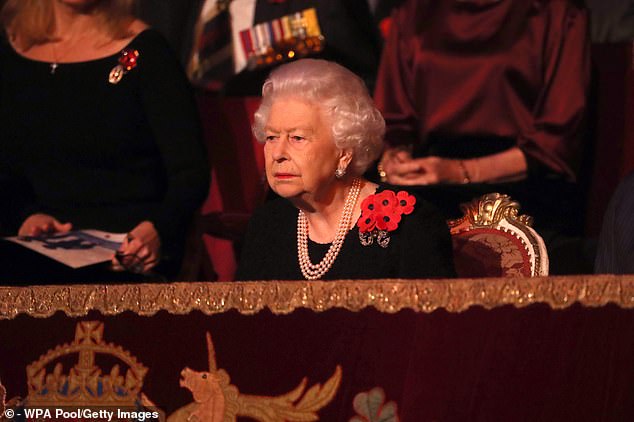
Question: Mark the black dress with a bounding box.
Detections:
[236,186,455,280]
[0,29,210,282]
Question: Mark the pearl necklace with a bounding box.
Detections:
[297,178,362,280]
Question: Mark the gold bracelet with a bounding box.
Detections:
[377,162,387,182]
[458,160,471,184]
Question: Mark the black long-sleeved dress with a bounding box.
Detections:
[236,186,455,281]
[0,29,210,280]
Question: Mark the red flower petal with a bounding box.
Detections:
[357,211,376,232]
[374,190,397,212]
[360,195,376,214]
[359,195,379,233]
[358,190,413,236]
[374,210,402,232]
[396,191,416,215]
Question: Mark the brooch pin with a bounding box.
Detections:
[109,48,139,84]
[357,190,416,248]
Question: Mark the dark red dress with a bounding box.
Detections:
[374,0,591,240]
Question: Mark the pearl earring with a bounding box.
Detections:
[335,168,346,179]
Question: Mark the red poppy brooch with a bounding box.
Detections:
[357,190,416,248]
[109,48,140,84]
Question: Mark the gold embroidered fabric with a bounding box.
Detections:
[1,276,633,320]
[26,321,147,406]
[170,332,342,422]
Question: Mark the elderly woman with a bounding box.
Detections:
[236,59,455,281]
[0,0,209,282]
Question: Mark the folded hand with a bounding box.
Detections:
[111,221,161,274]
[381,148,463,185]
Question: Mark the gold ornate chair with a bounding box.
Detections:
[448,193,549,277]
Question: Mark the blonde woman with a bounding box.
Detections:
[0,0,209,282]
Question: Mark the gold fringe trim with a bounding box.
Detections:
[1,276,634,320]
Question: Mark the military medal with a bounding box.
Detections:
[239,8,324,71]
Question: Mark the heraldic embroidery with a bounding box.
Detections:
[170,332,342,422]
[0,321,158,421]
[26,321,148,407]
[4,321,350,421]
[349,387,400,422]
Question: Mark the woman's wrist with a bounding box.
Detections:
[457,160,471,184]
[453,158,480,184]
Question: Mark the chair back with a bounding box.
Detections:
[179,95,266,281]
[448,193,549,277]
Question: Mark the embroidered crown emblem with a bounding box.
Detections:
[26,321,147,406]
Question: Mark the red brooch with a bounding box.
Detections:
[357,190,416,248]
[109,48,140,84]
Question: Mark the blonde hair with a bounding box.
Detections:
[253,59,385,176]
[1,0,136,49]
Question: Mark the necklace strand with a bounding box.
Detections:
[48,33,109,74]
[50,42,60,74]
[297,178,362,280]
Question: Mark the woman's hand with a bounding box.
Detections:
[381,148,464,185]
[18,213,73,237]
[380,146,527,185]
[111,221,161,274]
[391,156,466,185]
[380,147,418,182]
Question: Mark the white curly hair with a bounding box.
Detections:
[252,59,385,176]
